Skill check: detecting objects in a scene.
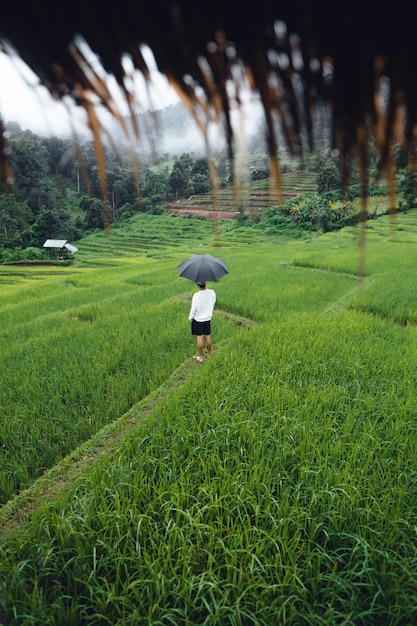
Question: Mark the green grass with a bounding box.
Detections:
[1,209,417,624]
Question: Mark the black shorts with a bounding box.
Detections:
[191,319,211,336]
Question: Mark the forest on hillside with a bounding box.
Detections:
[0,106,253,255]
[1,102,416,262]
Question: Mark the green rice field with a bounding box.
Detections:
[1,209,417,624]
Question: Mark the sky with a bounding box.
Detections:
[0,50,83,136]
[0,43,264,158]
[0,46,181,137]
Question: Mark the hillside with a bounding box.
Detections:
[73,212,270,262]
[166,171,318,219]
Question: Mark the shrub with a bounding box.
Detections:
[20,247,49,261]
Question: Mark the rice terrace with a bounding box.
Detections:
[1,207,417,624]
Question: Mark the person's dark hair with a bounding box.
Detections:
[197,282,206,288]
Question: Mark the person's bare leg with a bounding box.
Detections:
[196,335,204,361]
[205,334,212,357]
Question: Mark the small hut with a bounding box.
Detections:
[43,239,78,260]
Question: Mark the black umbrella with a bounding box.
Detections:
[178,254,228,283]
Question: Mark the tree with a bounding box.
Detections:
[190,173,210,194]
[143,170,169,202]
[317,158,341,193]
[0,193,28,247]
[392,144,410,171]
[6,133,49,189]
[178,153,193,177]
[23,209,67,247]
[169,162,188,197]
[42,137,76,176]
[189,157,211,194]
[80,196,105,230]
[191,157,210,176]
[398,172,417,211]
[215,151,231,184]
[106,164,139,220]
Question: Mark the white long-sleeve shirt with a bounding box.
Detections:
[189,288,216,321]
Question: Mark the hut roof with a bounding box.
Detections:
[43,240,68,249]
[0,0,416,173]
[43,240,78,254]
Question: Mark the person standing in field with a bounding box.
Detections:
[189,281,216,362]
